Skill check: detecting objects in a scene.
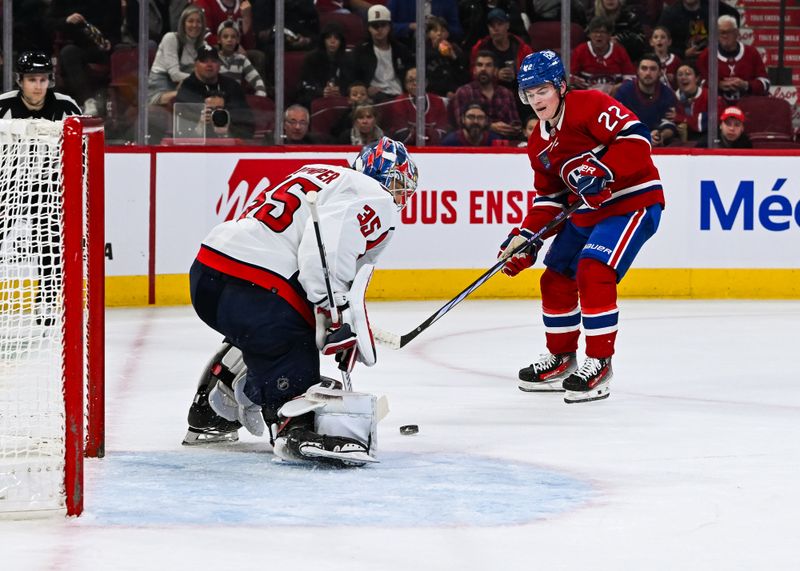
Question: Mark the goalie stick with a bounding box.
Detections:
[306,191,354,390]
[374,201,583,350]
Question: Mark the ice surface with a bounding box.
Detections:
[2,300,799,570]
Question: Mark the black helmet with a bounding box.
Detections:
[16,51,53,75]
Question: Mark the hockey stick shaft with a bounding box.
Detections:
[375,201,583,350]
[306,191,352,390]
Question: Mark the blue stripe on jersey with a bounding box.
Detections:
[582,310,618,332]
[617,121,652,142]
[603,183,663,207]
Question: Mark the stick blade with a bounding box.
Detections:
[373,327,402,350]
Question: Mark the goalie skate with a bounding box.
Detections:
[563,357,613,403]
[518,352,576,392]
[274,428,377,468]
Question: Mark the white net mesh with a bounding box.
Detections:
[0,120,76,514]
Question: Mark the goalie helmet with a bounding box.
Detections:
[353,136,419,210]
[517,50,566,104]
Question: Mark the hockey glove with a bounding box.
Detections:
[497,227,543,277]
[322,322,357,356]
[575,157,613,209]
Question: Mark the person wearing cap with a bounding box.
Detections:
[459,0,528,50]
[387,0,463,47]
[695,106,752,149]
[352,4,413,103]
[175,44,255,140]
[469,8,532,94]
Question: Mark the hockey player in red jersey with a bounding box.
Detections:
[498,50,664,403]
[183,137,418,465]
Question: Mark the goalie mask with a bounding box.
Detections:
[353,136,419,210]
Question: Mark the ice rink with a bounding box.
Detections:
[3,298,799,570]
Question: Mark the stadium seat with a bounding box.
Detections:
[528,22,586,53]
[751,140,800,149]
[310,96,350,136]
[318,12,367,48]
[736,96,793,137]
[282,51,307,102]
[246,95,276,138]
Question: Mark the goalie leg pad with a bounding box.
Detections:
[184,342,243,445]
[208,374,266,437]
[345,264,377,366]
[273,385,381,467]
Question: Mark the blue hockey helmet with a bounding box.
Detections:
[517,50,566,104]
[353,136,419,210]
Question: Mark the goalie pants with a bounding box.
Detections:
[189,260,320,412]
[539,205,662,358]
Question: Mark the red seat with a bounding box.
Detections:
[310,96,350,136]
[736,96,793,137]
[246,95,276,138]
[527,22,585,53]
[751,140,800,149]
[282,51,307,102]
[318,12,367,48]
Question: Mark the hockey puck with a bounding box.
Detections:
[399,424,419,435]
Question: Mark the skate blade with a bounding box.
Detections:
[518,381,566,393]
[182,428,240,446]
[299,446,379,465]
[563,388,611,404]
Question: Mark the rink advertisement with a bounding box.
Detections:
[103,149,800,305]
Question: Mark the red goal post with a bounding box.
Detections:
[0,116,105,518]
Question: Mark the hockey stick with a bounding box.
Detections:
[305,191,354,391]
[374,201,583,350]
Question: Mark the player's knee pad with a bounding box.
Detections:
[540,268,578,310]
[576,258,617,307]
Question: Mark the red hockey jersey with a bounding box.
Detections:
[570,41,635,90]
[522,90,665,229]
[697,42,769,102]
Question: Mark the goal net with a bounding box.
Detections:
[0,117,104,517]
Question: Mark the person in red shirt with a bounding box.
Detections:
[697,15,770,104]
[570,16,635,95]
[497,49,664,403]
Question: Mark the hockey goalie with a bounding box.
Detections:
[182,137,418,468]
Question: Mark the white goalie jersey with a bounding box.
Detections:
[199,164,397,311]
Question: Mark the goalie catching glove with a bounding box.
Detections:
[498,227,543,277]
[314,264,377,366]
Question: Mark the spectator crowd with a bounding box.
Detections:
[2,0,794,148]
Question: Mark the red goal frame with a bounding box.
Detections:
[62,116,105,516]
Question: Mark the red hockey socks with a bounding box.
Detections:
[540,268,580,355]
[576,258,618,358]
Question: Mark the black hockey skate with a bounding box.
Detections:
[563,357,613,404]
[518,352,577,392]
[277,427,375,468]
[182,343,243,445]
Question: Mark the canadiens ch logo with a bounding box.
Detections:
[560,152,600,191]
